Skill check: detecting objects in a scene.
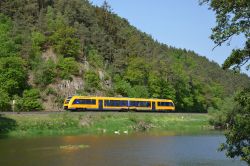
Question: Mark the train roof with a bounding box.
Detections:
[68,96,174,102]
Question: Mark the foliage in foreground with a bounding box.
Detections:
[200,0,249,71]
[218,89,250,164]
[201,0,250,164]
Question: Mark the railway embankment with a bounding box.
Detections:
[0,112,213,137]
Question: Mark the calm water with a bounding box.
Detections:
[0,133,246,166]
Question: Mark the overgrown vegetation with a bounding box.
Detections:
[0,1,249,113]
[0,113,211,136]
[15,89,43,112]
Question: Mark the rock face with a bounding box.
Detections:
[98,70,104,80]
[30,47,113,111]
[42,48,58,63]
[57,76,84,97]
[43,76,84,111]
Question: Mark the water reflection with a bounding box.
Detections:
[0,133,246,166]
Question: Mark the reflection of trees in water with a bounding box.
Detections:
[0,114,17,135]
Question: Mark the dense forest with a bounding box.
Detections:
[0,0,249,112]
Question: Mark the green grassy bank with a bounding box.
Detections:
[0,112,213,137]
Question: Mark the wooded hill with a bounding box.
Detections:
[0,0,249,112]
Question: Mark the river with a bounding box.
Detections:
[0,133,246,166]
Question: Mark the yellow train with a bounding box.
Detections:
[64,96,175,112]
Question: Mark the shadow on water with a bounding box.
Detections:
[0,114,17,138]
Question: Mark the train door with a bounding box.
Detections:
[99,100,103,110]
[152,102,156,111]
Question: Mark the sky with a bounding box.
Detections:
[90,0,249,75]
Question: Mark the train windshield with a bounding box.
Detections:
[64,96,72,104]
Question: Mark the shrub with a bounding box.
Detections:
[0,57,27,96]
[84,71,100,91]
[0,89,11,111]
[129,85,149,98]
[15,89,43,112]
[30,31,46,58]
[0,14,19,58]
[57,57,79,80]
[45,87,57,96]
[114,78,132,96]
[208,97,235,128]
[87,49,104,68]
[50,27,80,58]
[34,60,56,87]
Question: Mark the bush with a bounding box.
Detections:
[87,49,104,68]
[208,97,235,128]
[15,89,43,112]
[114,77,132,96]
[50,27,80,58]
[125,57,150,85]
[45,87,57,96]
[30,31,46,58]
[0,57,27,96]
[84,71,100,91]
[128,85,149,98]
[34,60,57,87]
[0,89,11,111]
[57,57,79,80]
[0,14,19,58]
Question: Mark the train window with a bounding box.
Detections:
[130,101,136,107]
[91,99,96,104]
[104,100,128,107]
[129,101,150,107]
[121,100,128,106]
[104,100,109,106]
[158,102,173,106]
[73,99,96,105]
[73,99,80,104]
[115,100,119,106]
[168,102,173,106]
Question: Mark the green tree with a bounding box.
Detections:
[129,85,149,98]
[219,89,250,164]
[0,57,27,96]
[125,57,150,85]
[148,73,162,98]
[160,80,176,100]
[57,57,79,80]
[34,59,56,87]
[87,49,104,68]
[207,96,235,128]
[200,0,249,71]
[30,31,46,58]
[50,27,80,58]
[84,71,100,91]
[148,72,176,100]
[0,14,19,58]
[113,75,133,97]
[201,0,250,163]
[16,89,43,112]
[0,89,11,111]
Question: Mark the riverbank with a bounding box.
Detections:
[0,112,213,137]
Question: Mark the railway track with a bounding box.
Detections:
[0,111,207,115]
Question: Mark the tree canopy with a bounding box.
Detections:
[201,0,250,164]
[200,0,250,71]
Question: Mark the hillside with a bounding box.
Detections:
[0,0,249,112]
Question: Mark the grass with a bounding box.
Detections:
[0,112,213,137]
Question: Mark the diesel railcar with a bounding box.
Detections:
[64,96,175,112]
